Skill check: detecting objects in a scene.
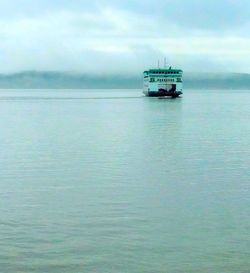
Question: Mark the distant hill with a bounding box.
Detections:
[0,71,140,89]
[0,71,250,89]
[184,72,250,90]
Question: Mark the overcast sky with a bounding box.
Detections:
[0,0,249,74]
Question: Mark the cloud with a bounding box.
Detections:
[0,1,250,73]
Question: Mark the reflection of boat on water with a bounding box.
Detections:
[143,65,183,98]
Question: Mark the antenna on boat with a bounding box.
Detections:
[164,57,167,68]
[158,60,160,69]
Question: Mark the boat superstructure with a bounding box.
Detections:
[143,67,183,97]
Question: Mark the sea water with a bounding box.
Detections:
[0,89,249,273]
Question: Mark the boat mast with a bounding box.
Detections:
[164,57,167,68]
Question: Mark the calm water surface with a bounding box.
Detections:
[0,89,249,273]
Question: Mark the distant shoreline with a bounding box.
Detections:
[0,71,249,90]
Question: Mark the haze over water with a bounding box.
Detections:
[0,89,250,273]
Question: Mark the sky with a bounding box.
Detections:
[0,0,250,74]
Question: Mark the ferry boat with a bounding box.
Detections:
[143,66,183,98]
